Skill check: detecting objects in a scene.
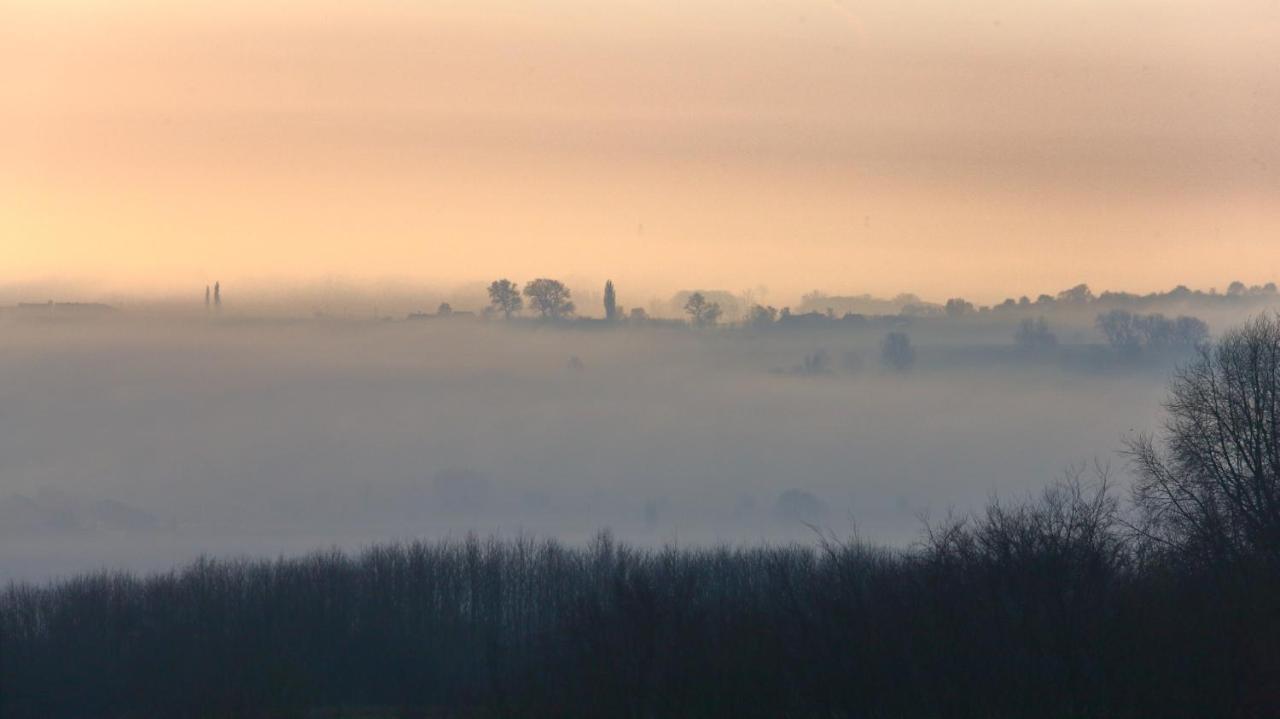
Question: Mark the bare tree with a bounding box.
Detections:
[487,279,523,318]
[1127,313,1280,565]
[523,278,575,319]
[683,292,722,327]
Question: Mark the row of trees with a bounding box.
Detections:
[987,281,1278,314]
[476,280,1233,341]
[4,315,1280,717]
[1096,310,1209,353]
[799,282,1278,319]
[487,279,639,322]
[486,278,576,319]
[485,278,725,327]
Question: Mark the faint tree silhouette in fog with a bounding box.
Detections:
[1170,316,1210,349]
[791,348,832,376]
[748,304,778,329]
[1096,310,1208,354]
[523,278,575,319]
[437,302,453,316]
[683,292,722,327]
[214,281,221,309]
[1097,310,1144,352]
[1227,280,1247,297]
[881,331,915,371]
[487,279,523,318]
[603,280,618,321]
[1127,313,1280,566]
[628,307,648,322]
[944,298,975,318]
[204,285,210,309]
[773,489,827,525]
[1015,317,1058,350]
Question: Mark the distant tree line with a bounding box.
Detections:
[424,279,1277,336]
[6,315,1280,718]
[796,281,1278,320]
[988,281,1278,315]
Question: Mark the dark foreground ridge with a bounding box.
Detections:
[3,512,1278,718]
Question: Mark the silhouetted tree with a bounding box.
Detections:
[944,298,975,318]
[1128,313,1280,566]
[881,332,915,371]
[747,304,778,329]
[1057,283,1095,304]
[214,281,221,308]
[523,278,574,319]
[603,280,618,321]
[437,302,453,316]
[487,279,523,318]
[683,292,722,327]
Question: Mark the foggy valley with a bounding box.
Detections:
[2,284,1272,581]
[6,0,1280,714]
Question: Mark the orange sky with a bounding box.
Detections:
[3,0,1278,305]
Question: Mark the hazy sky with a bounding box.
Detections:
[4,0,1278,304]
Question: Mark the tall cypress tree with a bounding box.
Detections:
[603,280,617,321]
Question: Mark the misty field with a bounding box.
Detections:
[0,313,1171,580]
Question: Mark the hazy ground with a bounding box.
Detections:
[0,311,1203,580]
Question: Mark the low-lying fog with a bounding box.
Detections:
[0,312,1209,580]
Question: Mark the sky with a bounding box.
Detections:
[3,0,1278,305]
